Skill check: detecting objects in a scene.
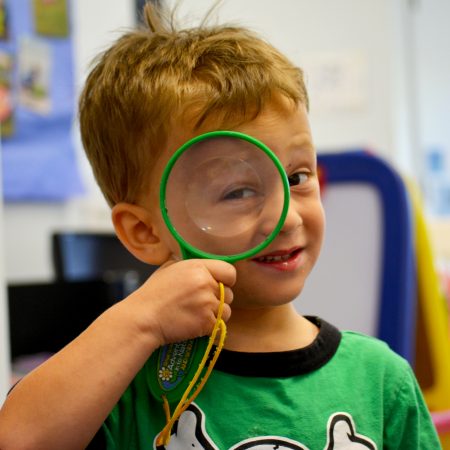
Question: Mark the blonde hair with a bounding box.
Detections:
[79,2,309,207]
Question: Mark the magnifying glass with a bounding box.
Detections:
[148,130,290,406]
[161,130,290,261]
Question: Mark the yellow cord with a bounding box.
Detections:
[156,282,227,446]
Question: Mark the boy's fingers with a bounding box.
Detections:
[220,303,232,323]
[223,286,234,304]
[157,257,235,285]
[202,259,237,288]
[215,284,234,305]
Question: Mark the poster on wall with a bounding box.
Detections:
[0,0,83,202]
[0,0,9,40]
[32,0,70,38]
[0,50,13,137]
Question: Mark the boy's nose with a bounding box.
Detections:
[258,198,303,238]
[279,200,303,234]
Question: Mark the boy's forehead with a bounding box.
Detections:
[234,102,313,152]
[172,96,306,145]
[156,96,311,178]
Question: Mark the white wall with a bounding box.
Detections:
[0,145,11,400]
[413,0,450,217]
[414,0,450,163]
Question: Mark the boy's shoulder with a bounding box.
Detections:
[340,328,396,351]
[340,329,392,347]
[309,316,409,371]
[338,329,412,375]
[329,329,420,410]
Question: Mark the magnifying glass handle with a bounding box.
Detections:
[152,281,227,446]
[148,281,227,404]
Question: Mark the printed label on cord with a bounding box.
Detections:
[157,340,196,392]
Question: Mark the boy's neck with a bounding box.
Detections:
[223,304,319,353]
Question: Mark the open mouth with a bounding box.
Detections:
[253,247,302,264]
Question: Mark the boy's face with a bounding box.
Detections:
[149,96,325,309]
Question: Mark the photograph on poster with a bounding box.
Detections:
[18,37,51,115]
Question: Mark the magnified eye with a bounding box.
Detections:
[288,172,308,187]
[222,187,256,200]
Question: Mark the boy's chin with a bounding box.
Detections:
[233,283,304,309]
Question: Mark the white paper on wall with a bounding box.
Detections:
[302,51,368,114]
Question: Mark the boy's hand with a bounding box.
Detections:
[126,259,236,348]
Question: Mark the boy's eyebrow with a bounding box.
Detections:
[284,136,316,169]
[287,133,315,152]
[286,142,316,163]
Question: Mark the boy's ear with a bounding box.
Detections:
[111,203,171,266]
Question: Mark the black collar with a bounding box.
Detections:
[215,317,341,378]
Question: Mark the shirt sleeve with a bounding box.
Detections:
[85,428,108,450]
[384,363,442,449]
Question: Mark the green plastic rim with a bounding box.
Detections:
[159,130,290,262]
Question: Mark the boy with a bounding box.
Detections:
[0,3,441,449]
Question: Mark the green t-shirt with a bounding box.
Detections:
[91,318,441,449]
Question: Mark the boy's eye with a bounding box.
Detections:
[222,187,256,200]
[288,172,308,187]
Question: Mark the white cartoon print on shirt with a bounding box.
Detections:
[324,413,377,450]
[154,403,378,450]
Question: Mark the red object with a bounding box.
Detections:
[432,410,450,434]
[317,165,327,195]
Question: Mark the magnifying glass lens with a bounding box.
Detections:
[165,136,285,256]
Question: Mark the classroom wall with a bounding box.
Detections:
[176,0,413,165]
[413,0,450,216]
[414,0,450,159]
[2,0,416,283]
[3,0,134,283]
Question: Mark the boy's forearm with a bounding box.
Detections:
[0,259,234,449]
[0,300,160,450]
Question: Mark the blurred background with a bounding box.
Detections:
[0,0,449,442]
[2,0,450,281]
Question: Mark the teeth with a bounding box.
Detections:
[257,253,292,263]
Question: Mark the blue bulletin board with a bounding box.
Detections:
[0,0,83,201]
